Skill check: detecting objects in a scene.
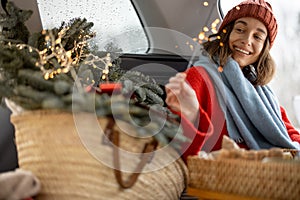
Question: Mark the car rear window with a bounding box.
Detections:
[37,0,149,53]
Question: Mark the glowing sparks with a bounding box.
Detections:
[211,19,220,34]
[189,44,194,51]
[211,29,218,34]
[218,66,223,72]
[195,18,221,44]
[198,32,205,40]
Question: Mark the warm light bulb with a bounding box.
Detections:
[198,32,205,40]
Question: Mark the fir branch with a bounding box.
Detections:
[122,79,134,94]
[119,70,156,84]
[0,86,12,98]
[14,85,56,103]
[0,45,24,70]
[133,86,147,102]
[8,96,41,110]
[42,97,65,110]
[142,82,164,96]
[18,69,55,92]
[144,88,164,105]
[60,18,94,49]
[53,80,72,95]
[0,2,32,43]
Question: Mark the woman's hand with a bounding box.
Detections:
[165,72,199,124]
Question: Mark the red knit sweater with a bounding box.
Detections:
[178,67,300,162]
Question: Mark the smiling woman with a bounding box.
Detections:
[165,0,300,160]
[219,0,300,128]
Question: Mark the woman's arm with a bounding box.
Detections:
[165,67,226,161]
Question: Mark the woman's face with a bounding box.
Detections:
[229,17,268,68]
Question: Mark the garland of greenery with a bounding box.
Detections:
[0,1,190,150]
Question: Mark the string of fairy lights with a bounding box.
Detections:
[16,27,112,84]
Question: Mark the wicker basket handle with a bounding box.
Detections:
[104,117,158,189]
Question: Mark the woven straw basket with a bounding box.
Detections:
[11,109,188,200]
[187,156,300,200]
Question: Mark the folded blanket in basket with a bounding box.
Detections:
[0,168,40,200]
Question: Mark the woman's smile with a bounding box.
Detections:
[234,46,251,55]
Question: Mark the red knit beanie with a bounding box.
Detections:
[218,0,278,48]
